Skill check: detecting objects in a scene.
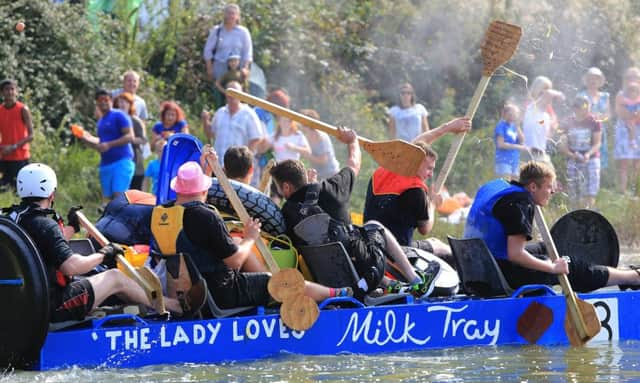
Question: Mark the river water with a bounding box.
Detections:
[4,343,640,382]
[3,252,640,383]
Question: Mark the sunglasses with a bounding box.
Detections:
[400,91,413,95]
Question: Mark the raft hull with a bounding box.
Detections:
[34,288,638,370]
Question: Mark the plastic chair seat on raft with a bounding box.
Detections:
[298,242,409,306]
[68,239,96,255]
[178,252,260,319]
[447,236,514,297]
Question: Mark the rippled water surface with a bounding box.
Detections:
[4,342,640,383]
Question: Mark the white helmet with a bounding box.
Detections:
[17,163,58,198]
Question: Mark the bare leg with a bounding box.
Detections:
[87,269,182,313]
[606,267,640,286]
[303,281,333,302]
[366,220,419,282]
[231,236,268,272]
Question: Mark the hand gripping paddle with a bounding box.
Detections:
[534,206,601,346]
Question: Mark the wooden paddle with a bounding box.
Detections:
[225,88,426,177]
[75,211,167,315]
[534,206,601,346]
[433,20,522,194]
[259,158,276,194]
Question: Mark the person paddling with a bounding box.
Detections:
[150,151,354,311]
[4,163,197,322]
[464,161,640,292]
[270,127,440,299]
[363,117,471,267]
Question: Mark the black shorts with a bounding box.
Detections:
[498,241,609,293]
[204,270,272,309]
[51,278,95,322]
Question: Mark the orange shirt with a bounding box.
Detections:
[0,101,30,160]
[371,166,428,195]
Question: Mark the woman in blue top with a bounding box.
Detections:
[151,101,189,148]
[577,67,610,168]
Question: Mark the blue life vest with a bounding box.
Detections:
[463,179,527,260]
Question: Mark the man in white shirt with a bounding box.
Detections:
[202,81,264,165]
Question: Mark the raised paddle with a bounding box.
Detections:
[433,20,522,194]
[225,88,426,177]
[201,151,319,330]
[534,206,601,346]
[75,211,167,315]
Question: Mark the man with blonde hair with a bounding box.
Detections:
[464,161,640,292]
[112,70,149,120]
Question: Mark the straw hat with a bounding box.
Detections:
[170,161,212,195]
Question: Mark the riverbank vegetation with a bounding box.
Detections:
[2,0,640,246]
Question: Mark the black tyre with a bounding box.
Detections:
[208,179,286,237]
[0,217,49,369]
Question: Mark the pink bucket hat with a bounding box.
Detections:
[170,161,212,195]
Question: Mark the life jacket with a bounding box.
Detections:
[292,184,385,293]
[363,167,428,246]
[150,201,215,299]
[4,203,69,287]
[463,179,527,260]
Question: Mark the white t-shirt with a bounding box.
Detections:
[211,104,263,163]
[270,131,309,162]
[522,104,551,151]
[388,104,428,142]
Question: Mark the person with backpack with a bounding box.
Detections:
[270,127,441,300]
[203,3,253,108]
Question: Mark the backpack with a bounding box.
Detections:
[293,184,385,293]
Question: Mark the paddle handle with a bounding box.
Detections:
[76,211,156,298]
[259,159,276,194]
[204,155,281,273]
[534,206,589,341]
[226,88,373,145]
[433,75,491,194]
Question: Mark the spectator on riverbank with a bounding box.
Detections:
[614,67,640,194]
[112,70,149,121]
[577,67,610,169]
[387,83,429,142]
[76,89,134,203]
[150,101,189,148]
[0,79,34,190]
[296,109,340,180]
[560,95,602,210]
[203,3,253,108]
[522,76,564,166]
[202,81,263,169]
[494,103,527,180]
[113,92,147,190]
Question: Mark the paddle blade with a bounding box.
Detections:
[138,266,167,315]
[481,20,522,76]
[280,294,319,331]
[360,139,425,177]
[564,298,601,346]
[268,268,306,302]
[517,301,554,344]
